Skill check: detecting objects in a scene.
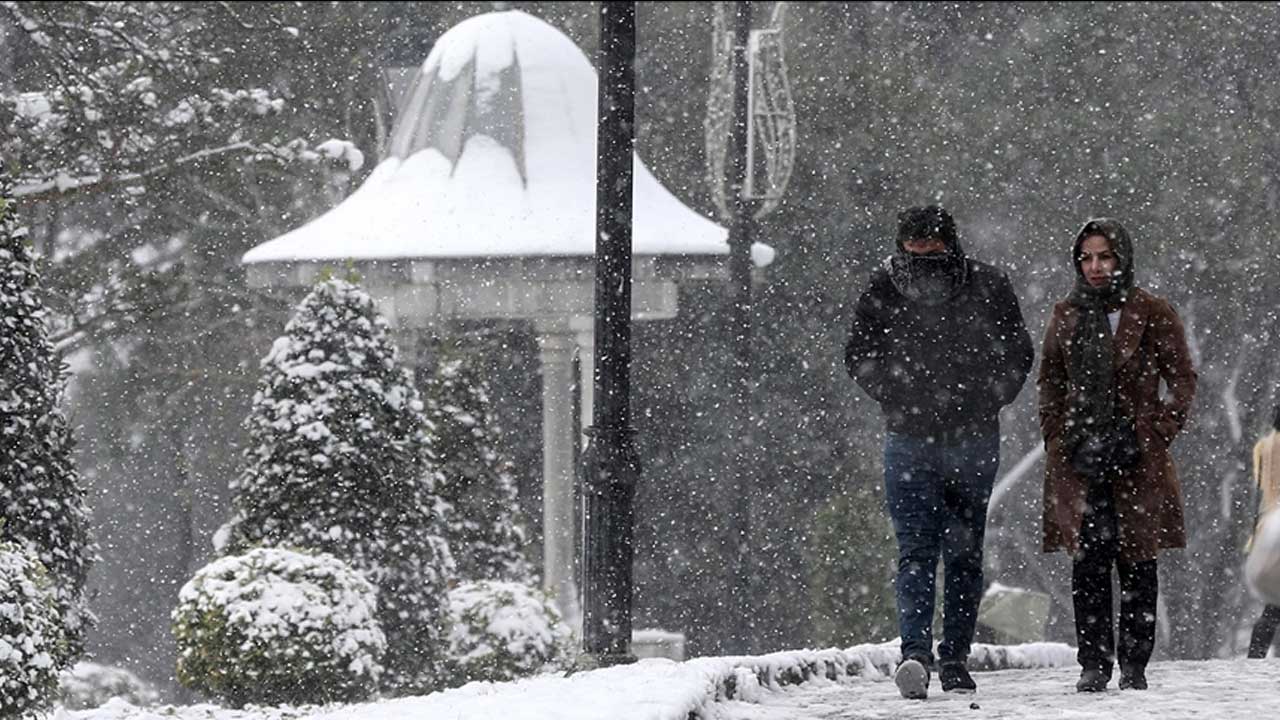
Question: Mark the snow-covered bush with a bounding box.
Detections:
[804,488,899,648]
[0,171,96,662]
[172,547,385,707]
[217,277,454,695]
[445,581,573,685]
[423,343,534,584]
[0,540,65,718]
[58,661,159,710]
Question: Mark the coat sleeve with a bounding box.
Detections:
[1036,306,1070,445]
[1257,439,1266,490]
[844,280,902,405]
[1251,438,1266,551]
[987,272,1035,407]
[1150,299,1197,445]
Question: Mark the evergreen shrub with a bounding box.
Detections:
[172,547,385,707]
[217,277,454,694]
[0,171,95,662]
[423,344,534,584]
[0,540,64,718]
[58,661,160,710]
[445,580,572,685]
[804,488,900,648]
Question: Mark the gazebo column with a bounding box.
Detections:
[391,327,430,371]
[535,322,582,633]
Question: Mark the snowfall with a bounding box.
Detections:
[56,640,1280,720]
[28,8,1280,720]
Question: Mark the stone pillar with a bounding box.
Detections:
[535,326,582,632]
[391,328,424,369]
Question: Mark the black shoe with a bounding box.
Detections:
[1076,667,1111,693]
[894,656,931,700]
[939,660,977,693]
[1119,666,1147,690]
[1248,624,1275,658]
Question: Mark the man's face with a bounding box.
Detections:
[902,237,947,255]
[1079,234,1118,288]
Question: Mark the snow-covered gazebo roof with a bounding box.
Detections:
[238,9,774,633]
[243,9,766,265]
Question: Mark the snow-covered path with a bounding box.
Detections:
[63,646,1280,720]
[722,658,1280,719]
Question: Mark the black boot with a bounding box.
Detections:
[1248,605,1280,658]
[939,660,976,693]
[1076,667,1111,693]
[1119,665,1147,690]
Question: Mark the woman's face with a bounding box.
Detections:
[1079,234,1118,288]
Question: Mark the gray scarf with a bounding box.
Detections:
[886,252,969,306]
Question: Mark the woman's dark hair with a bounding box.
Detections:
[1272,403,1280,431]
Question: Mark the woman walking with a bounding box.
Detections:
[1247,405,1280,658]
[1037,217,1197,692]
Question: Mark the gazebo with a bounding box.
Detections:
[241,9,773,630]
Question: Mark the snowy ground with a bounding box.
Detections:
[723,657,1280,719]
[55,643,1279,720]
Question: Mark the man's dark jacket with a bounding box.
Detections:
[844,258,1034,441]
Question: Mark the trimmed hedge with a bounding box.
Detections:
[58,661,160,710]
[446,581,573,685]
[172,547,385,707]
[0,540,65,718]
[219,277,455,694]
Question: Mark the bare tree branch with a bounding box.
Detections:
[13,141,287,202]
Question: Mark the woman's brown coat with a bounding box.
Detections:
[1038,286,1198,562]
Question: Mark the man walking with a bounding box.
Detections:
[844,205,1033,699]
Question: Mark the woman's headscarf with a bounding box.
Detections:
[1064,217,1135,452]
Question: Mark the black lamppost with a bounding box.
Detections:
[705,0,795,656]
[579,0,639,667]
[723,0,756,657]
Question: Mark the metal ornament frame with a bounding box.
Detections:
[743,8,796,218]
[704,2,796,222]
[704,2,736,224]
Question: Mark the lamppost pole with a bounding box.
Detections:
[705,0,794,655]
[724,0,756,656]
[579,0,639,667]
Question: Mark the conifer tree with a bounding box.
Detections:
[422,344,534,584]
[0,169,95,662]
[218,277,454,695]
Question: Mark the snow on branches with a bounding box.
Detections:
[0,2,355,202]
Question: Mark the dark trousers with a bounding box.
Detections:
[1072,478,1158,674]
[883,431,1000,663]
[1248,604,1280,658]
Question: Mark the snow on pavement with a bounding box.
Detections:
[57,644,1279,720]
[722,658,1280,719]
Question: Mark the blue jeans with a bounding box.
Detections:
[883,431,1000,663]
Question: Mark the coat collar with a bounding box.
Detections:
[1112,288,1152,369]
